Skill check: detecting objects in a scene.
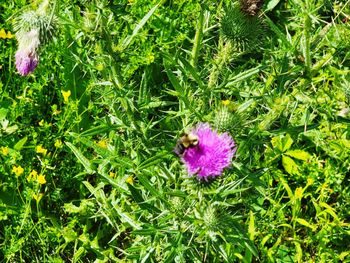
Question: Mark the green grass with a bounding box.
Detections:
[1,0,350,262]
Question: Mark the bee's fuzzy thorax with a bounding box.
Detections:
[239,0,264,16]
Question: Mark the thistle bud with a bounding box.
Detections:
[13,0,57,76]
[214,106,234,132]
[221,3,265,52]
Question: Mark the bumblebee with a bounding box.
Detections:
[174,133,199,156]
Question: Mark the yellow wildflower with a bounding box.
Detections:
[27,169,38,182]
[52,104,61,115]
[109,171,116,178]
[1,146,9,156]
[38,119,45,126]
[145,54,155,64]
[37,174,46,185]
[52,108,61,115]
[96,139,107,148]
[0,29,13,39]
[0,29,6,39]
[112,44,123,53]
[126,176,134,185]
[306,178,314,186]
[295,187,303,200]
[36,145,48,155]
[222,100,230,106]
[6,31,13,39]
[33,193,44,202]
[12,165,24,177]
[96,64,104,71]
[61,90,71,103]
[54,139,63,148]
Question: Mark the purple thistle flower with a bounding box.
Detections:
[15,50,38,76]
[181,123,236,179]
[15,29,40,76]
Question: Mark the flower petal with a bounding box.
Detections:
[181,123,236,179]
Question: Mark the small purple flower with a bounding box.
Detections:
[15,50,38,76]
[181,123,236,179]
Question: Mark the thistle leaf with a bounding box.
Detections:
[285,150,311,161]
[282,155,299,175]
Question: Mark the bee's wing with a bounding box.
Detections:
[173,142,184,156]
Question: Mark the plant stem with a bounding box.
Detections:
[208,39,233,89]
[100,12,123,89]
[303,4,312,76]
[191,6,204,68]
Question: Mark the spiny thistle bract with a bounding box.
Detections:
[221,3,265,52]
[13,10,57,45]
[200,204,242,236]
[213,106,235,132]
[186,174,221,189]
[202,205,220,231]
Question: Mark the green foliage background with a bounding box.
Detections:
[1,0,350,262]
